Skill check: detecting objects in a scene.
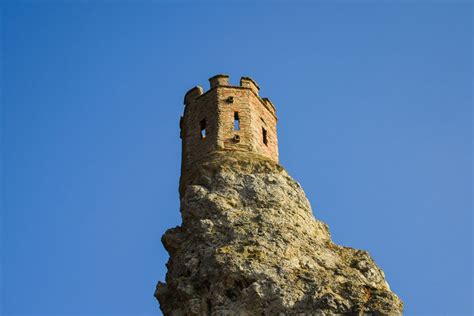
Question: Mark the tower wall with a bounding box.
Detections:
[181,88,218,180]
[216,87,278,160]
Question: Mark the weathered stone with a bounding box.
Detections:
[155,151,403,315]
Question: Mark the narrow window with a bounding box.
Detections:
[262,127,268,145]
[200,119,207,138]
[234,112,240,131]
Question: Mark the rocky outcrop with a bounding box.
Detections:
[155,151,403,315]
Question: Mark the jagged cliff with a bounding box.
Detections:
[155,152,403,315]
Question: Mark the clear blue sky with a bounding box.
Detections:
[1,1,472,315]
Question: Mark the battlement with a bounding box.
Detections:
[209,74,230,88]
[180,74,279,194]
[240,76,260,94]
[184,75,276,119]
[183,86,203,105]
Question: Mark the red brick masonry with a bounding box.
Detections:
[180,74,279,187]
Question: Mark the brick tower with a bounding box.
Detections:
[179,74,278,192]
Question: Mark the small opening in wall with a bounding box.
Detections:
[234,112,240,131]
[200,119,207,138]
[262,127,268,146]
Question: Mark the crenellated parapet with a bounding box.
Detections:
[183,86,203,105]
[183,75,277,118]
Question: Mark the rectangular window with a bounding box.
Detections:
[200,119,207,138]
[262,127,268,145]
[234,112,240,131]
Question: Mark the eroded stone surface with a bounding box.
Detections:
[156,152,403,315]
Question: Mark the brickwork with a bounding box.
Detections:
[180,74,278,190]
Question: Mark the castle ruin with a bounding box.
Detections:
[156,74,403,315]
[179,75,278,194]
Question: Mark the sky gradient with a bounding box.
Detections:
[1,1,472,315]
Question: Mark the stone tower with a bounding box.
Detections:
[179,74,278,194]
[157,75,403,315]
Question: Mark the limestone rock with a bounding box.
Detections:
[155,151,403,315]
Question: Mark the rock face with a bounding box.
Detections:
[155,152,403,315]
